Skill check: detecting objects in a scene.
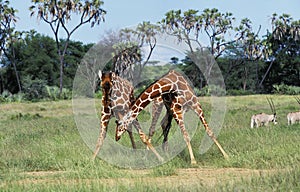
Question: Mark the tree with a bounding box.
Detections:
[29,0,106,94]
[259,13,300,89]
[222,18,264,91]
[1,31,92,95]
[160,9,255,87]
[0,0,21,93]
[111,21,160,85]
[1,32,58,93]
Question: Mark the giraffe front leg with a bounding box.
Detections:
[92,113,111,160]
[172,104,197,165]
[138,129,164,162]
[132,120,164,162]
[127,123,136,149]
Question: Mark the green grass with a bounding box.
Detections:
[1,95,300,191]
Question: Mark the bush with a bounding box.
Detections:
[273,84,300,95]
[46,86,72,100]
[94,90,102,99]
[195,85,226,96]
[22,77,48,101]
[0,90,25,103]
[45,86,60,100]
[226,89,255,96]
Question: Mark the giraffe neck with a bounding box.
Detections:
[124,71,179,124]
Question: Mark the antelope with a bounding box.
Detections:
[287,97,300,125]
[250,98,277,128]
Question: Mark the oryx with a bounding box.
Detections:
[287,97,300,125]
[250,98,277,128]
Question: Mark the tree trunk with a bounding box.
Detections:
[59,54,64,95]
[5,47,22,93]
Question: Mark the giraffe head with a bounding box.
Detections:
[115,112,132,141]
[98,70,116,92]
[115,120,126,141]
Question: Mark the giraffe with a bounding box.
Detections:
[115,70,229,164]
[92,71,164,161]
[148,97,173,152]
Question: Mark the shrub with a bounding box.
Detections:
[273,84,300,95]
[94,90,102,99]
[22,76,48,101]
[45,86,72,100]
[0,91,25,103]
[0,90,13,102]
[226,89,255,96]
[195,85,226,96]
[45,86,60,100]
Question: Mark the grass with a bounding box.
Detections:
[0,95,300,191]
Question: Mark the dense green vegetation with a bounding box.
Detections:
[1,95,299,191]
[1,1,300,101]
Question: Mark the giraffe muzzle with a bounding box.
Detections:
[115,134,121,141]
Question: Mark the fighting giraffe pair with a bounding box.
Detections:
[92,71,166,161]
[115,70,229,164]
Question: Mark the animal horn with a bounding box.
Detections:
[295,96,300,105]
[267,97,276,114]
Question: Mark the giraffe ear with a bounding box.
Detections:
[111,72,115,78]
[98,70,102,79]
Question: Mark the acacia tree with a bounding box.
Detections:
[29,0,106,94]
[160,9,239,58]
[0,0,22,93]
[160,8,254,87]
[232,18,263,90]
[112,21,160,85]
[259,13,300,88]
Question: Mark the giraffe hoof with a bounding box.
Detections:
[191,160,197,165]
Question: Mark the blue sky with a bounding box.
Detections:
[9,0,300,45]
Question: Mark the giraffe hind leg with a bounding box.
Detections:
[148,98,164,141]
[160,111,173,152]
[170,99,196,165]
[194,103,229,159]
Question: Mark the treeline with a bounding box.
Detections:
[1,0,300,102]
[0,31,93,101]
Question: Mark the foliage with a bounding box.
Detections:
[0,90,25,103]
[0,0,22,93]
[22,76,48,101]
[29,0,106,94]
[94,90,102,99]
[273,84,300,95]
[0,0,17,55]
[194,85,226,96]
[111,22,161,85]
[160,9,260,93]
[260,14,300,90]
[0,32,92,98]
[45,85,72,100]
[226,89,255,96]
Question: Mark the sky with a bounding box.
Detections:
[9,0,300,45]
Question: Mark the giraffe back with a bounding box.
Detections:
[133,70,198,113]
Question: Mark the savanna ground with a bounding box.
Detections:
[0,95,300,191]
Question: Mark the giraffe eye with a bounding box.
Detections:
[115,120,121,126]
